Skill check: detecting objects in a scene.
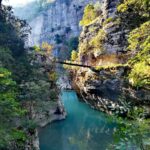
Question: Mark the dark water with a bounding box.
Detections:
[39,91,117,150]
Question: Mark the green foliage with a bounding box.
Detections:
[127,21,150,88]
[49,71,58,82]
[0,6,30,56]
[0,47,14,69]
[11,129,27,147]
[0,68,22,119]
[108,107,150,150]
[20,52,57,102]
[0,5,58,149]
[103,17,114,25]
[33,45,41,52]
[89,29,106,51]
[127,21,150,51]
[117,0,150,16]
[0,67,26,148]
[0,6,31,149]
[78,29,106,56]
[78,42,90,54]
[49,89,58,101]
[129,61,150,88]
[117,0,150,28]
[80,4,101,26]
[22,120,37,132]
[95,64,129,71]
[71,50,78,61]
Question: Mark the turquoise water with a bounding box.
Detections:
[39,91,117,150]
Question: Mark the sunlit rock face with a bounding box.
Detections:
[72,0,150,116]
[28,0,101,46]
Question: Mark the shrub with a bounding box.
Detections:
[89,29,106,51]
[127,21,150,51]
[41,42,53,56]
[129,61,150,88]
[117,0,150,28]
[80,4,99,26]
[71,50,78,61]
[78,41,90,54]
[127,22,150,88]
[48,71,58,82]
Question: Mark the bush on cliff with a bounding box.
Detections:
[89,29,106,51]
[71,50,78,61]
[80,3,101,26]
[117,0,150,28]
[128,24,150,88]
[117,0,150,88]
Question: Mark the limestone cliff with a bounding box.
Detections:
[28,0,99,45]
[71,0,150,116]
[24,0,102,60]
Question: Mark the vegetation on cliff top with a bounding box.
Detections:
[117,0,150,28]
[117,0,150,88]
[127,21,150,88]
[80,2,101,26]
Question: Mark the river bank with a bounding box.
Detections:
[26,100,66,150]
[28,75,71,150]
[39,90,150,150]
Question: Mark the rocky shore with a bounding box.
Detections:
[25,95,66,150]
[73,66,150,116]
[27,74,73,150]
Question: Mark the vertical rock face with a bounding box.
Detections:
[102,0,128,54]
[28,0,100,46]
[28,14,44,46]
[79,0,128,60]
[72,0,150,116]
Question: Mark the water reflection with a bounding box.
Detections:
[39,91,150,150]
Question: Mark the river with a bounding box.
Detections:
[39,90,149,150]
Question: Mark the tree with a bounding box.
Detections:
[80,4,101,26]
[0,5,31,56]
[41,42,53,57]
[0,67,25,149]
[128,22,150,88]
[117,0,150,28]
[71,50,78,61]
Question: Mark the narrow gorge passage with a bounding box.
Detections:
[39,90,116,150]
[39,91,150,150]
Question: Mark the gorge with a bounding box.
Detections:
[0,0,150,150]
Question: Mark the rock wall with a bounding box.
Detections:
[72,0,150,116]
[28,0,101,46]
[79,0,128,62]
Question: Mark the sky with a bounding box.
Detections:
[3,0,35,7]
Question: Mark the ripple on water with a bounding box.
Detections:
[39,90,117,150]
